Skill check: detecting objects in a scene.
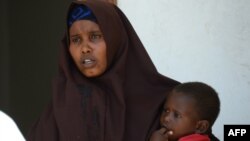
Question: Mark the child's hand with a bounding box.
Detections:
[149,127,173,141]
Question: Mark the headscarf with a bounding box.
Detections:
[27,0,180,141]
[67,4,97,26]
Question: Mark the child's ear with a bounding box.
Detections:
[195,120,210,134]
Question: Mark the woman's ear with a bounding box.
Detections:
[195,120,210,134]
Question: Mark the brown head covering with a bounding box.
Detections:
[27,0,179,141]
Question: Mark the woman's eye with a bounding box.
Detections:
[71,37,81,44]
[89,33,103,41]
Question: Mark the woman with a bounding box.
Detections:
[27,0,179,140]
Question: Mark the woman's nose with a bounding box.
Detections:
[81,43,92,54]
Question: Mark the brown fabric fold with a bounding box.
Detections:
[27,0,179,141]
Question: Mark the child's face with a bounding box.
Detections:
[160,92,200,141]
[69,20,107,77]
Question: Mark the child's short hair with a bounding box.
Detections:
[172,82,220,127]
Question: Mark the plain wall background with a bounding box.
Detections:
[118,0,250,140]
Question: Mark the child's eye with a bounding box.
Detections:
[163,108,170,114]
[174,112,182,118]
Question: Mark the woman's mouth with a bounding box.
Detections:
[83,59,94,64]
[80,57,96,68]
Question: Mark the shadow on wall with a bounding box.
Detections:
[0,0,70,137]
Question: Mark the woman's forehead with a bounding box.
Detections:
[69,20,101,34]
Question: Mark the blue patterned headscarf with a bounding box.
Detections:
[67,5,97,27]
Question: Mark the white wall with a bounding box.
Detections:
[118,0,250,140]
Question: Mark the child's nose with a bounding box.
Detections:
[163,113,172,123]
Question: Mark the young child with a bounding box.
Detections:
[150,82,220,141]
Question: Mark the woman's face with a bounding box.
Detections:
[69,20,107,77]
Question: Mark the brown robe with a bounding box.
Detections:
[27,0,180,140]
